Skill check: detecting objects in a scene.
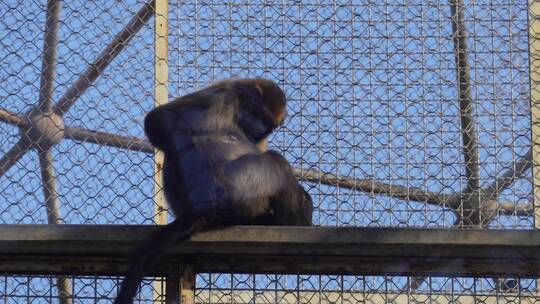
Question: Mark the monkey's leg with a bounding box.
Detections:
[223,150,311,225]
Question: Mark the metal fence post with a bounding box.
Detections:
[164,263,195,304]
[180,264,195,304]
[154,0,169,301]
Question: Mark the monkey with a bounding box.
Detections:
[114,79,313,304]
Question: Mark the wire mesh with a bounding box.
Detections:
[0,274,166,304]
[0,0,157,303]
[0,1,533,227]
[0,0,538,303]
[195,273,539,304]
[0,274,536,304]
[0,0,156,225]
[170,0,533,229]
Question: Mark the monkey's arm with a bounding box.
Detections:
[146,81,278,150]
[144,85,230,151]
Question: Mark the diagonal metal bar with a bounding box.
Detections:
[53,0,155,116]
[483,148,532,198]
[450,149,534,224]
[63,126,455,207]
[38,148,73,304]
[64,126,153,153]
[0,108,27,127]
[450,0,481,193]
[38,148,63,224]
[293,167,459,208]
[36,2,72,302]
[499,201,533,217]
[0,139,31,178]
[38,0,61,113]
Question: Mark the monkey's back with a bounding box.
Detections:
[163,130,263,220]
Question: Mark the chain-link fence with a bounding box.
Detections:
[195,274,537,303]
[170,0,533,229]
[0,274,164,303]
[0,0,539,303]
[0,0,156,225]
[169,0,534,229]
[0,273,536,303]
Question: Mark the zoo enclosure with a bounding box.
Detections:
[0,0,539,303]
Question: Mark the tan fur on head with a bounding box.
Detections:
[249,79,287,126]
[256,138,268,151]
[254,84,264,96]
[212,78,288,128]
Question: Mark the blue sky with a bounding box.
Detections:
[0,0,533,229]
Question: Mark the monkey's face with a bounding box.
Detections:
[234,79,287,142]
[251,79,287,127]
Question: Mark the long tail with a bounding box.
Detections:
[114,217,208,304]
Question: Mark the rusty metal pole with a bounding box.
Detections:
[37,1,72,303]
[450,0,480,193]
[153,0,168,231]
[154,0,169,301]
[38,0,60,113]
[449,0,482,226]
[179,264,195,304]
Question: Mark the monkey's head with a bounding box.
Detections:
[249,78,287,126]
[233,79,287,143]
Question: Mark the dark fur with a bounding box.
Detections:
[114,79,313,304]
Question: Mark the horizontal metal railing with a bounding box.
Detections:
[1,225,539,278]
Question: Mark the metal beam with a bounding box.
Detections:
[153,0,168,224]
[64,126,153,152]
[179,264,195,304]
[499,201,534,216]
[153,0,169,300]
[449,0,481,195]
[529,0,540,227]
[0,108,27,127]
[38,149,63,224]
[528,0,540,293]
[0,225,539,277]
[484,149,533,199]
[0,139,31,177]
[35,2,72,301]
[37,0,61,113]
[294,167,458,207]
